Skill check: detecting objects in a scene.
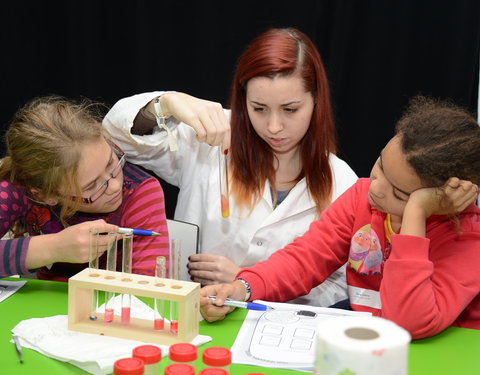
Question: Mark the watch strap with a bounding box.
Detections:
[236,278,251,301]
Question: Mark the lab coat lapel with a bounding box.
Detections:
[259,178,315,227]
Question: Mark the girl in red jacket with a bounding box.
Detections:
[200,96,480,339]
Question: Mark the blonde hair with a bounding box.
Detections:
[0,95,110,225]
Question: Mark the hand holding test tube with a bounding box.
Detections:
[219,147,230,218]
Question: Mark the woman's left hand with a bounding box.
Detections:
[187,253,240,285]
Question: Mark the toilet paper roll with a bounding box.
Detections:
[314,316,411,375]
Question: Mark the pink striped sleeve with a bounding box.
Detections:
[120,178,169,276]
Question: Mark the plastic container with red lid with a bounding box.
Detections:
[169,343,198,367]
[198,368,229,375]
[113,357,145,375]
[132,345,162,375]
[201,347,231,372]
[164,363,195,375]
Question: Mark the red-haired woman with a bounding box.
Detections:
[104,28,357,306]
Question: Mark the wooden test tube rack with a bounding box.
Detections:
[68,268,200,345]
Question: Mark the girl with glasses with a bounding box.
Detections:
[0,96,169,281]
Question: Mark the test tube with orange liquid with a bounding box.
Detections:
[219,147,230,218]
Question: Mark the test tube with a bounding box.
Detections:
[121,233,133,324]
[219,147,230,218]
[154,256,167,330]
[88,228,100,321]
[104,232,118,323]
[169,239,181,334]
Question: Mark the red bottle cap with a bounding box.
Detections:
[113,358,144,375]
[202,347,232,367]
[133,345,162,364]
[164,363,195,375]
[199,368,229,375]
[169,343,198,362]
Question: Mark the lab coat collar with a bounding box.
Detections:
[260,178,316,227]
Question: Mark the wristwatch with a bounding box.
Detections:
[236,278,251,301]
[152,96,179,152]
[154,96,167,118]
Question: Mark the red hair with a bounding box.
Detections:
[228,28,337,215]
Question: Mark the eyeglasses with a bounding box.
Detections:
[77,142,126,204]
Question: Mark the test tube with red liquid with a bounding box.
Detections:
[219,147,230,218]
[88,228,100,321]
[104,232,118,323]
[121,233,133,324]
[154,256,167,330]
[169,239,181,334]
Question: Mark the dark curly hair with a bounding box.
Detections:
[396,96,480,187]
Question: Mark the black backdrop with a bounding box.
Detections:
[2,1,479,218]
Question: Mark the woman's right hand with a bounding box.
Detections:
[26,220,119,268]
[154,92,231,151]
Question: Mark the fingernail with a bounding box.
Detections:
[224,149,229,155]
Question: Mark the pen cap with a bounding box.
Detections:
[169,343,198,362]
[164,363,195,375]
[133,345,162,364]
[114,358,145,375]
[202,347,232,367]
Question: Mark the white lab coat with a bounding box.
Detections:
[103,92,359,306]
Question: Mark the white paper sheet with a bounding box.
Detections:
[0,280,26,303]
[230,300,371,372]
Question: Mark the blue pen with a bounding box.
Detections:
[208,296,274,311]
[118,227,161,236]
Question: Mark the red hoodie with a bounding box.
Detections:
[237,178,480,339]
